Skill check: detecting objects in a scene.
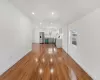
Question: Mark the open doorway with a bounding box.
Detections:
[32,27,63,48]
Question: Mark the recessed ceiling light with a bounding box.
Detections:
[52,12,54,15]
[40,22,42,25]
[32,12,35,15]
[51,22,53,24]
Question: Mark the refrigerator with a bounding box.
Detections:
[39,32,45,44]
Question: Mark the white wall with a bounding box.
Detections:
[32,28,40,43]
[62,26,68,52]
[68,8,100,80]
[0,1,32,75]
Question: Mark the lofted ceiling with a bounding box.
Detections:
[9,0,100,27]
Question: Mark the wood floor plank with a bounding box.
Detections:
[0,44,93,80]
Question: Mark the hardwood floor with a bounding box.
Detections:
[0,44,92,80]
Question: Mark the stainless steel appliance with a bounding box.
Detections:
[39,32,45,44]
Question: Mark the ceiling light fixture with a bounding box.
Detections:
[52,12,54,15]
[40,22,42,25]
[51,22,53,24]
[32,12,35,15]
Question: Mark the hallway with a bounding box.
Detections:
[0,44,92,80]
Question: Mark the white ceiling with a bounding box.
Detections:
[10,0,100,27]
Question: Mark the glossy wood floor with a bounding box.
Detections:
[0,44,92,80]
